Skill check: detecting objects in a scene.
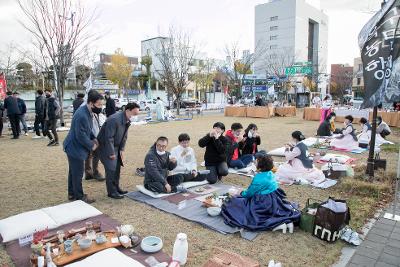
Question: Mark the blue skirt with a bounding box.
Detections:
[221,188,301,231]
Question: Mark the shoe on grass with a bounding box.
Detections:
[47,140,55,146]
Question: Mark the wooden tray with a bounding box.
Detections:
[45,232,121,266]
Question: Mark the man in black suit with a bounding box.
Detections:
[105,91,116,117]
[97,102,140,199]
[3,91,21,139]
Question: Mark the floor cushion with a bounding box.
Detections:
[0,210,58,243]
[65,248,145,267]
[267,147,286,157]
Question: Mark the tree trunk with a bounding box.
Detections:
[176,95,180,115]
[58,80,65,126]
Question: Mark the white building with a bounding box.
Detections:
[141,37,169,80]
[254,0,328,91]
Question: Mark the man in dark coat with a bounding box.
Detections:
[143,136,186,194]
[33,89,46,138]
[97,102,140,199]
[3,91,21,139]
[15,92,28,135]
[105,91,116,117]
[63,90,104,203]
[44,89,61,146]
[0,99,4,137]
[72,93,85,114]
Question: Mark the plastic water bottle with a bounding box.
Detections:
[172,233,188,266]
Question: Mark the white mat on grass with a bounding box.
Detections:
[320,153,351,164]
[301,137,328,147]
[65,248,145,267]
[0,201,102,243]
[136,180,209,199]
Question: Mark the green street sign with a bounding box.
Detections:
[285,65,313,75]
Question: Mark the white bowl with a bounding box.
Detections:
[207,207,222,216]
[140,236,163,253]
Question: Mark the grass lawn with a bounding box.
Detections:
[0,112,398,267]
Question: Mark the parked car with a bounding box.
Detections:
[173,99,201,109]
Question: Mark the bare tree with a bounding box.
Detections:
[17,0,99,124]
[192,59,216,103]
[0,42,24,91]
[220,41,266,97]
[154,27,198,115]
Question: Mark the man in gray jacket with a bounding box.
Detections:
[97,102,140,199]
[144,136,186,194]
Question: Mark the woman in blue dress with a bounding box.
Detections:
[221,154,301,232]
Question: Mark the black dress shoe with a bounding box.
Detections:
[85,174,95,180]
[108,193,124,199]
[68,195,75,201]
[117,188,128,195]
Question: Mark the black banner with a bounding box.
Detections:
[359,0,400,108]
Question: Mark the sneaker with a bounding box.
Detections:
[47,140,55,146]
[52,142,59,146]
[348,232,362,246]
[176,185,188,193]
[32,135,42,139]
[24,132,29,136]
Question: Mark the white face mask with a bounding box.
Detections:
[156,150,166,156]
[248,131,253,138]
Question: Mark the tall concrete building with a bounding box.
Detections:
[254,0,328,90]
[141,37,169,80]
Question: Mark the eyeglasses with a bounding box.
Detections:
[156,144,167,149]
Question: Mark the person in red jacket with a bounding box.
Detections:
[225,123,254,169]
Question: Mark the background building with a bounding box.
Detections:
[352,57,364,98]
[330,63,353,96]
[141,37,169,80]
[254,0,329,93]
[94,52,139,79]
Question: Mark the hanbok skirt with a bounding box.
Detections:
[221,188,301,231]
[330,135,359,150]
[275,158,326,185]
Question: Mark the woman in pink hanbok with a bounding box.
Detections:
[330,115,359,151]
[275,131,325,185]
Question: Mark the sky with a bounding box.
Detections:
[0,0,383,70]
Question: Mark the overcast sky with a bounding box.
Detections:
[0,0,382,70]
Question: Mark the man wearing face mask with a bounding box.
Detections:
[44,89,61,146]
[63,90,104,203]
[198,122,229,184]
[144,136,186,194]
[97,102,140,199]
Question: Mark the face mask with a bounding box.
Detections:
[46,94,51,98]
[91,106,102,114]
[156,150,166,156]
[248,131,253,138]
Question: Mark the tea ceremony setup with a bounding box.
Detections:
[1,0,400,266]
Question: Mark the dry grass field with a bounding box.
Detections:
[0,111,398,267]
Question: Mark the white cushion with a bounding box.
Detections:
[138,180,209,199]
[320,153,350,164]
[41,200,102,226]
[65,248,145,267]
[0,210,58,243]
[267,147,286,157]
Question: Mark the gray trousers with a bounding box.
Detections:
[105,158,122,195]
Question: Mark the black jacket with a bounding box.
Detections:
[45,97,60,120]
[241,135,261,155]
[3,96,20,115]
[105,97,116,117]
[317,120,331,136]
[144,144,177,186]
[72,98,84,114]
[198,134,227,166]
[0,101,4,118]
[35,95,46,117]
[17,98,26,115]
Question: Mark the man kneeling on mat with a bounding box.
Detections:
[144,136,187,193]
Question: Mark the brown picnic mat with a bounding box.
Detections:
[2,214,170,267]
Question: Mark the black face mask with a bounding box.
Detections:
[92,106,102,114]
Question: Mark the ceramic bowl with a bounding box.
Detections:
[140,236,163,253]
[65,246,73,255]
[95,234,107,244]
[63,240,74,248]
[207,207,222,217]
[77,238,92,250]
[120,225,134,236]
[119,235,132,248]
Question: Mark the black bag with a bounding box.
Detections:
[374,153,387,170]
[313,198,350,242]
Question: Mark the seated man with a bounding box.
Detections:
[170,133,207,182]
[144,136,185,193]
[198,122,229,184]
[377,116,391,139]
[225,123,254,169]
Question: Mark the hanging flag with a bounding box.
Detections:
[268,84,275,96]
[0,72,7,99]
[359,0,400,108]
[82,73,93,105]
